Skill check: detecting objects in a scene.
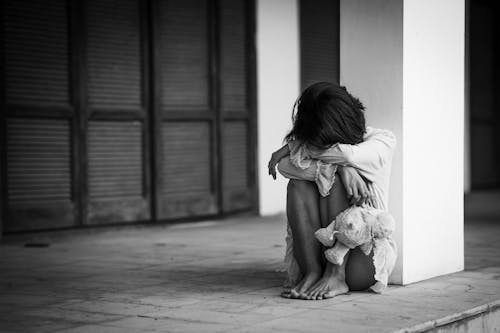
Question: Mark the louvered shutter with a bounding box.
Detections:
[85,0,150,224]
[220,0,254,212]
[300,0,340,89]
[155,0,217,219]
[3,0,75,231]
[159,0,210,109]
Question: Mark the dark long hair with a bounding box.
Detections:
[285,82,366,148]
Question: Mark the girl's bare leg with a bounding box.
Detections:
[306,180,376,299]
[286,179,324,299]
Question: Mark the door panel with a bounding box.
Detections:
[4,0,70,105]
[159,0,210,109]
[222,121,252,211]
[87,0,142,109]
[300,0,340,88]
[220,0,247,113]
[470,0,500,188]
[6,118,73,231]
[155,0,217,219]
[471,124,498,186]
[85,0,150,225]
[3,0,76,231]
[220,0,254,212]
[159,122,216,218]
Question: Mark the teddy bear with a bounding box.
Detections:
[314,205,397,292]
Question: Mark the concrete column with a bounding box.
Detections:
[340,0,465,284]
[340,0,404,283]
[256,0,300,215]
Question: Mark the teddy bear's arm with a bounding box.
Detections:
[314,221,337,247]
[324,242,350,265]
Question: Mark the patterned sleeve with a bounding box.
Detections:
[277,157,337,197]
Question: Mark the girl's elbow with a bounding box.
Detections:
[277,157,293,177]
[384,130,397,150]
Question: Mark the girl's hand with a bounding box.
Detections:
[268,154,279,180]
[338,166,371,206]
[268,145,291,180]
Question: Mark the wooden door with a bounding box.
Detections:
[470,0,500,189]
[219,0,256,212]
[2,0,78,231]
[83,0,151,224]
[300,0,340,89]
[152,0,256,220]
[152,0,217,219]
[1,0,256,231]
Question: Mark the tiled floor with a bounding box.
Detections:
[0,214,499,333]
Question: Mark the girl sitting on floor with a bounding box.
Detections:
[268,82,396,300]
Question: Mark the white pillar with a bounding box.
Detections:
[256,0,300,215]
[402,0,465,283]
[340,0,465,284]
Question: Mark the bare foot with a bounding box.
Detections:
[305,273,348,300]
[305,263,349,300]
[289,272,322,299]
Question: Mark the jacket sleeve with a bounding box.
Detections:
[308,128,396,182]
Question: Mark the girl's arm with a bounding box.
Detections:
[278,158,371,204]
[276,156,316,182]
[307,128,396,182]
[268,144,291,179]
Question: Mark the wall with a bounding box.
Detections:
[340,0,404,284]
[256,0,300,215]
[402,0,464,283]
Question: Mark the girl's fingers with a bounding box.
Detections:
[350,186,359,205]
[345,187,353,199]
[268,166,276,179]
[268,158,278,179]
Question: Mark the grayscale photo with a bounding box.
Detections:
[0,0,499,332]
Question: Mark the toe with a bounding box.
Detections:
[306,292,316,300]
[305,283,320,300]
[299,291,310,300]
[290,289,301,299]
[316,289,326,300]
[309,288,321,300]
[323,290,338,299]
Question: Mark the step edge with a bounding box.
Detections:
[392,298,500,333]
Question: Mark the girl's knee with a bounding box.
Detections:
[287,179,316,195]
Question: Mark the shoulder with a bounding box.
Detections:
[364,127,397,149]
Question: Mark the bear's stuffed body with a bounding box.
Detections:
[314,205,397,293]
